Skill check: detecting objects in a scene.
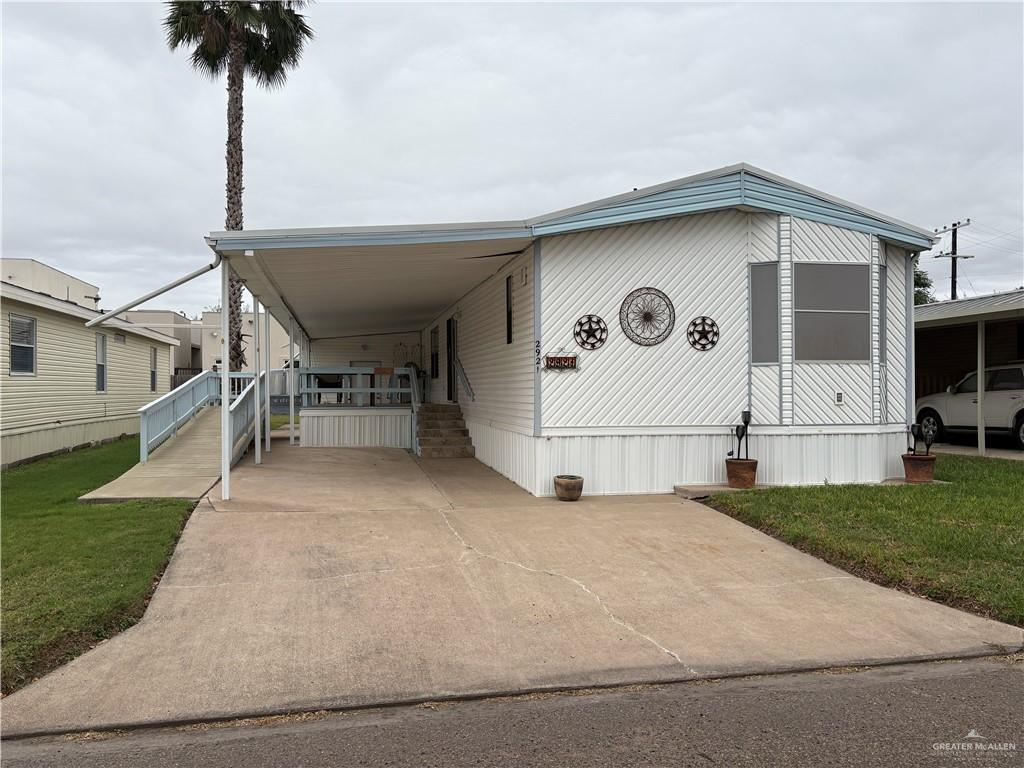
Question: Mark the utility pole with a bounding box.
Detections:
[933,219,973,300]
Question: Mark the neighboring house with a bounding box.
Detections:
[124,310,201,377]
[207,163,939,494]
[199,311,292,371]
[1,264,178,467]
[2,258,101,309]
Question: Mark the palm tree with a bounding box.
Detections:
[164,1,313,371]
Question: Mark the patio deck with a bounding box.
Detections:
[80,406,223,502]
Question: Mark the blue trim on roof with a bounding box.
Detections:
[532,170,933,249]
[211,226,533,251]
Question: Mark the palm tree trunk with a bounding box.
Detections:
[225,22,246,372]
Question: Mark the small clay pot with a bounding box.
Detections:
[725,458,758,489]
[554,474,584,502]
[902,453,936,484]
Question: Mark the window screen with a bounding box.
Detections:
[988,368,1023,392]
[96,333,107,392]
[794,263,870,361]
[9,314,36,374]
[750,263,779,363]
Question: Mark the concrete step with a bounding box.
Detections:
[419,404,463,414]
[419,444,476,459]
[418,435,473,447]
[418,419,466,430]
[417,427,469,438]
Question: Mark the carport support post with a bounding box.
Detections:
[220,260,231,501]
[977,319,986,456]
[264,307,272,453]
[289,317,296,445]
[253,299,262,465]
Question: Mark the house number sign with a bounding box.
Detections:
[545,355,578,370]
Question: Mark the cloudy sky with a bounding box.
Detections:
[3,2,1022,316]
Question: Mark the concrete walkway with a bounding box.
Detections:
[80,407,222,501]
[931,442,1024,461]
[5,445,1021,737]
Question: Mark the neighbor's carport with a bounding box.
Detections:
[915,289,1024,454]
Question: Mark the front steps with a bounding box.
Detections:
[417,403,475,458]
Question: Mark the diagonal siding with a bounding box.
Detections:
[884,244,909,423]
[791,217,871,262]
[540,210,749,428]
[748,213,778,262]
[792,363,872,424]
[751,365,781,424]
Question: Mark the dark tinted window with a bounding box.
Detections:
[957,373,977,393]
[794,312,870,361]
[988,368,1024,392]
[794,263,869,311]
[750,263,779,363]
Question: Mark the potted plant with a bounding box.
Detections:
[725,410,757,489]
[902,423,937,483]
[553,474,584,501]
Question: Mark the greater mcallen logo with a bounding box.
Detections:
[933,729,1017,755]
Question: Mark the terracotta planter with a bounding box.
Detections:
[725,458,758,489]
[554,474,584,502]
[902,453,936,484]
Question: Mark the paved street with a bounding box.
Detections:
[5,657,1021,768]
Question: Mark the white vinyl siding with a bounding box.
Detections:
[309,333,422,368]
[884,244,909,424]
[421,249,535,433]
[9,313,36,375]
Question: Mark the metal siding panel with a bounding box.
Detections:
[885,244,909,423]
[751,365,781,425]
[533,428,905,494]
[747,213,779,262]
[540,210,748,428]
[465,420,536,493]
[792,363,873,424]
[791,217,871,262]
[778,216,794,424]
[300,410,412,448]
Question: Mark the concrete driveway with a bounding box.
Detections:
[3,445,1021,737]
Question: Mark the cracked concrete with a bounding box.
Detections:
[3,445,1021,738]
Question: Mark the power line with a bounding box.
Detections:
[932,219,973,300]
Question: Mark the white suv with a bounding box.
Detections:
[916,364,1024,449]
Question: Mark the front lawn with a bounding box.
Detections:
[708,454,1024,627]
[1,439,194,693]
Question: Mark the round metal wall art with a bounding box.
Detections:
[573,314,608,350]
[619,287,675,346]
[686,316,720,351]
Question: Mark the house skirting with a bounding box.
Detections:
[300,407,412,449]
[468,420,909,496]
[1,415,140,468]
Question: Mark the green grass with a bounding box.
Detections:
[269,414,298,430]
[1,439,194,693]
[707,454,1024,627]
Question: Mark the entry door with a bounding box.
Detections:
[350,360,381,406]
[445,316,458,403]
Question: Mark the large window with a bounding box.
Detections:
[429,326,439,379]
[9,314,36,375]
[750,263,779,363]
[96,333,107,392]
[506,275,514,345]
[794,263,870,361]
[150,347,158,392]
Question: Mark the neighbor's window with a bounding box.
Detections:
[96,333,107,392]
[114,333,127,345]
[150,347,158,392]
[794,263,870,361]
[506,275,513,345]
[9,314,36,375]
[749,263,779,363]
[988,368,1024,392]
[430,326,439,379]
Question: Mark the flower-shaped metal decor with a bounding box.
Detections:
[619,287,675,346]
[686,316,719,351]
[573,314,608,350]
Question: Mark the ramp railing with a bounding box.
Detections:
[138,370,254,463]
[228,370,267,465]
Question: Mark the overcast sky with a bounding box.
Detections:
[3,1,1022,316]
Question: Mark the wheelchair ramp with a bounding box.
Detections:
[80,407,223,502]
